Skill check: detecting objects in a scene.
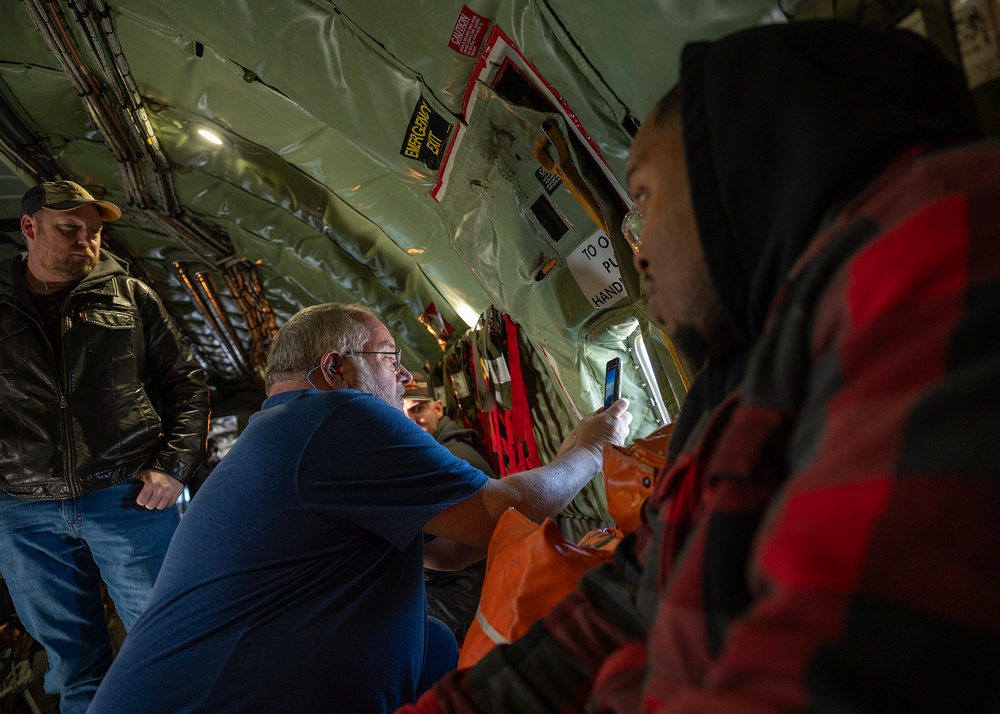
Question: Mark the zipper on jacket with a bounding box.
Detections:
[59,301,79,498]
[59,393,78,498]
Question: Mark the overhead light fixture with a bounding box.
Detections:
[197,127,225,146]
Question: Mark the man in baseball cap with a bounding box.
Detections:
[1,179,208,710]
[402,371,444,435]
[18,181,122,287]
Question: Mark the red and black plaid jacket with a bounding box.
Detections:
[400,141,1000,713]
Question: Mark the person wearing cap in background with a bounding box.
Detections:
[0,180,209,712]
[404,371,496,644]
[403,372,495,478]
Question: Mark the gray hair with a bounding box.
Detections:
[264,303,379,391]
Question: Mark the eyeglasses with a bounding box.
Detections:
[345,349,402,370]
[622,204,644,254]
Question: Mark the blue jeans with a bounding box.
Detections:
[417,616,459,697]
[0,481,179,714]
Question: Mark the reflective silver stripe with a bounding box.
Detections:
[474,605,510,646]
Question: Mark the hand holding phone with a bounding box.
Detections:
[604,357,622,409]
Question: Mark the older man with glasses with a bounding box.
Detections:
[90,302,631,714]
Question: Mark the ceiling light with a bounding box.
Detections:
[197,128,225,146]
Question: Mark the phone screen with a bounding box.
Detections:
[604,357,622,409]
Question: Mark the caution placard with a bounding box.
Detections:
[448,5,491,57]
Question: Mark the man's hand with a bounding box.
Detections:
[562,399,633,462]
[136,468,185,510]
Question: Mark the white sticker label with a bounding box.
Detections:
[898,3,1000,88]
[451,371,471,399]
[954,0,1000,88]
[566,228,627,309]
[487,357,511,385]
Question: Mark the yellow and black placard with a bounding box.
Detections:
[400,95,454,171]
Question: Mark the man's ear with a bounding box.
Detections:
[433,399,444,418]
[20,214,35,242]
[320,350,347,389]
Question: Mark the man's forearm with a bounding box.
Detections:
[424,403,628,546]
[484,445,602,523]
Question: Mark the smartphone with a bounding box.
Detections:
[604,357,622,409]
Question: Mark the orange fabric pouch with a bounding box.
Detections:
[601,423,673,534]
[458,508,621,668]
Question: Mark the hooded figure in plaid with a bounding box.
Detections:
[403,19,1000,714]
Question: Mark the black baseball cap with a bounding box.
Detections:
[21,181,122,221]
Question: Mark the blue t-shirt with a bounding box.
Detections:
[90,389,488,713]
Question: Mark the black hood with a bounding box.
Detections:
[679,19,981,345]
[667,20,980,458]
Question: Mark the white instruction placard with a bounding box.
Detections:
[566,228,627,309]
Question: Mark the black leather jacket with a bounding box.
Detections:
[0,253,210,500]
